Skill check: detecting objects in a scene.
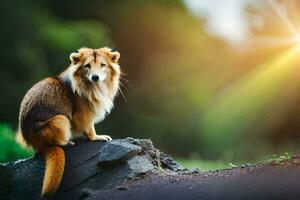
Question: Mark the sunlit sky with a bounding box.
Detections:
[184,0,252,44]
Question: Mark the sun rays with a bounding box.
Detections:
[202,0,300,145]
[250,0,300,48]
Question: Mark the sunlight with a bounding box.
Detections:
[196,0,300,158]
[203,46,300,143]
[293,34,300,46]
[251,0,300,49]
[202,0,300,143]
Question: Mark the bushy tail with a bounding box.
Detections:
[41,146,65,198]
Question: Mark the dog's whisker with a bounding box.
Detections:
[120,77,130,83]
[118,87,127,103]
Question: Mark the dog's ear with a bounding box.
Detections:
[109,49,120,63]
[69,50,81,64]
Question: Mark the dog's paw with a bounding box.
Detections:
[93,135,112,142]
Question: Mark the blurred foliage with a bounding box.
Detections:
[176,158,229,171]
[0,123,33,163]
[0,0,113,123]
[1,0,300,165]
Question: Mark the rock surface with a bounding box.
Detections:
[98,140,142,165]
[2,138,300,200]
[0,137,183,200]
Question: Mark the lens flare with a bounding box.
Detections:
[202,0,300,147]
[293,35,300,46]
[249,0,300,50]
[203,46,300,144]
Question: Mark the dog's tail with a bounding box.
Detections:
[41,146,65,198]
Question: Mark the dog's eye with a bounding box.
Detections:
[101,63,106,67]
[84,64,91,69]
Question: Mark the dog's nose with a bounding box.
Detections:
[91,75,99,82]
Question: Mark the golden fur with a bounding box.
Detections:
[16,47,121,197]
[42,146,65,198]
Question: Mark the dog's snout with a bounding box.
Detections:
[91,75,99,82]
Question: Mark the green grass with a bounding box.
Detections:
[0,123,34,163]
[267,152,291,164]
[177,152,295,171]
[176,158,231,171]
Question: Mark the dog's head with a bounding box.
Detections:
[70,47,120,84]
[67,47,121,102]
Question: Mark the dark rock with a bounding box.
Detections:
[0,138,183,200]
[126,137,161,168]
[180,168,202,175]
[160,152,185,172]
[126,155,155,177]
[98,140,142,165]
[190,168,201,174]
[117,186,128,191]
[79,188,93,200]
[3,138,300,200]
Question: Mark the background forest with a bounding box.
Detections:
[2,0,300,170]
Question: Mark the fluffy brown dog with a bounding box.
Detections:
[16,47,121,198]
